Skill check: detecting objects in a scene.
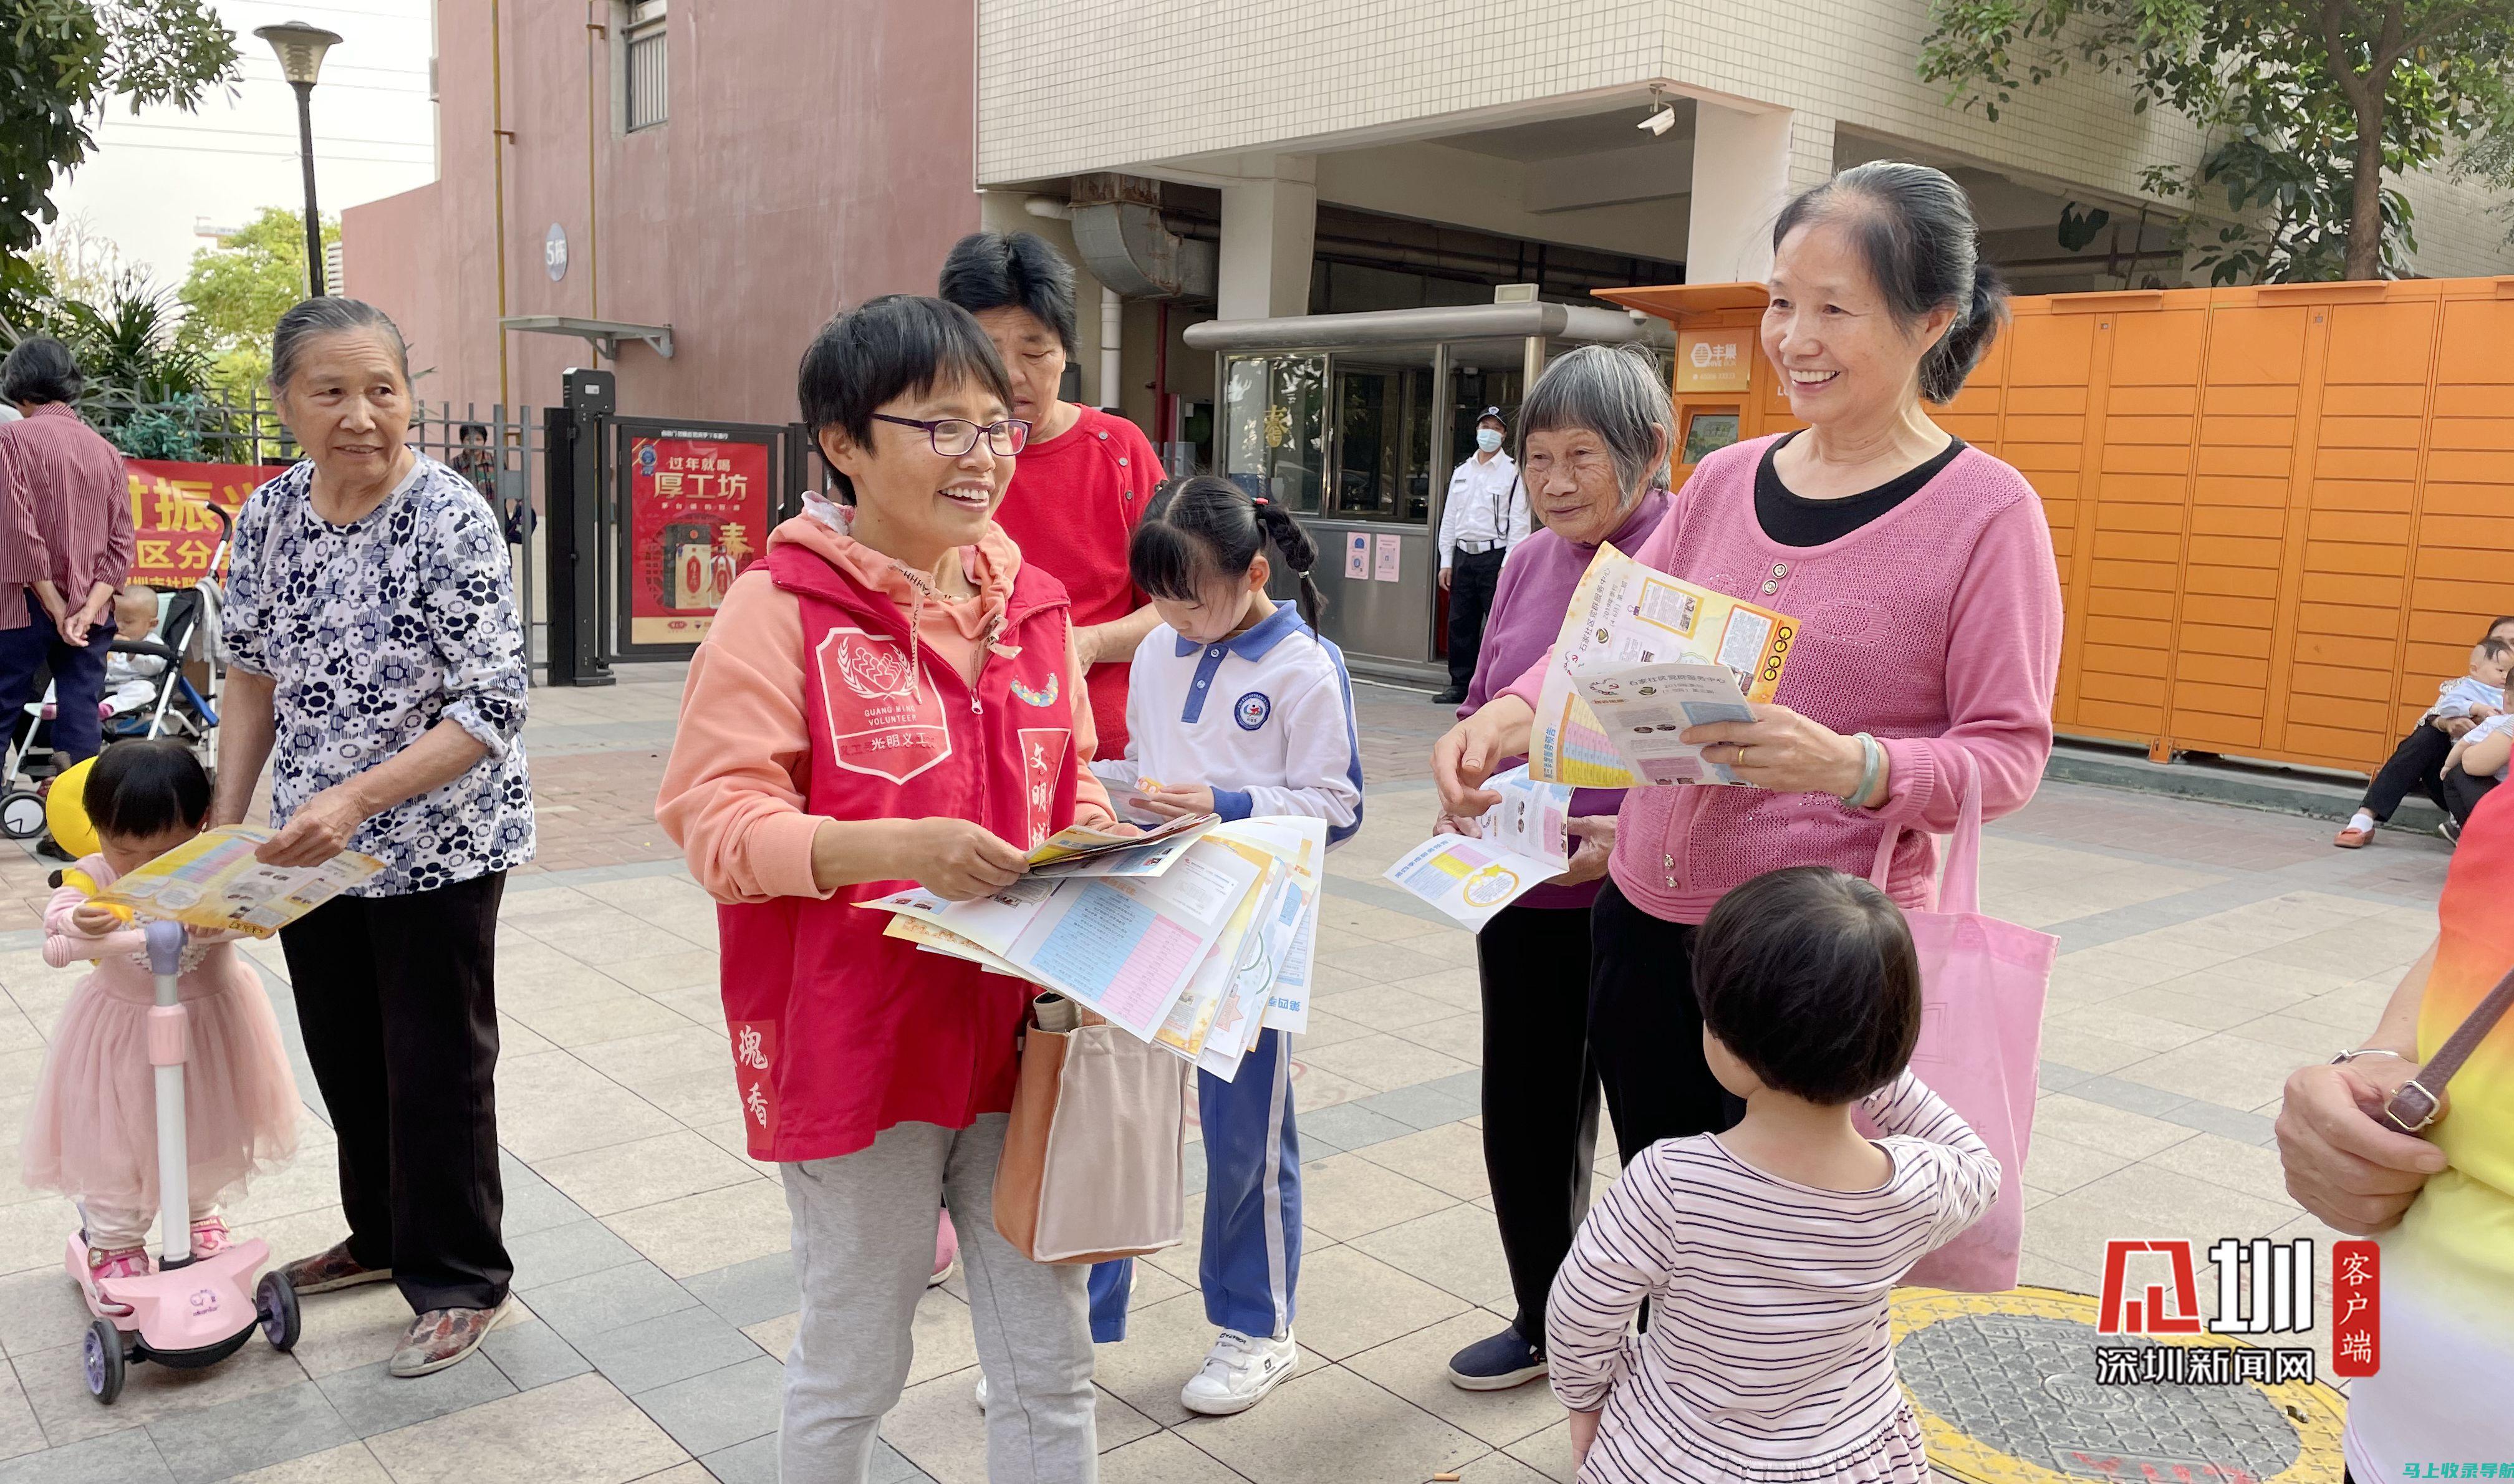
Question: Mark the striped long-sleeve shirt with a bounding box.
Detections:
[1546,1072,1999,1483]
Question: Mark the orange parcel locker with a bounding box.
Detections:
[1597,277,2514,779]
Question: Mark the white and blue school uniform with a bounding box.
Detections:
[1086,600,1363,1342]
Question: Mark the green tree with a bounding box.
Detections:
[1,1,239,259]
[178,205,335,400]
[1919,1,2514,282]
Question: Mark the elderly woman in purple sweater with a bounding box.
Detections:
[1435,160,2064,1382]
[1438,345,1676,1392]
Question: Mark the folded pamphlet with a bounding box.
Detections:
[1384,766,1576,928]
[1528,543,1797,788]
[96,824,384,933]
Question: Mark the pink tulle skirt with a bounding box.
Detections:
[19,942,299,1212]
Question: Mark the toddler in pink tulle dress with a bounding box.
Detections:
[18,741,299,1285]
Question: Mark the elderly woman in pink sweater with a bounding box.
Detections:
[1435,160,2062,1196]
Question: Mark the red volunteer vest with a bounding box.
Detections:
[716,540,1082,1164]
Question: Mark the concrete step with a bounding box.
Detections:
[2044,739,2449,837]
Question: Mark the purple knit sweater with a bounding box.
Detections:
[1501,434,2063,924]
[1462,488,1672,910]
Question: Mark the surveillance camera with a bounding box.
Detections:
[1637,105,1675,137]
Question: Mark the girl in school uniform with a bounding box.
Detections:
[1092,474,1364,1415]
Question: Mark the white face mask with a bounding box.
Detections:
[1475,427,1504,453]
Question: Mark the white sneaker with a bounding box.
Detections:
[1178,1328,1299,1416]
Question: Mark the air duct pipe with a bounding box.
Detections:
[1067,173,1216,300]
[1100,288,1122,412]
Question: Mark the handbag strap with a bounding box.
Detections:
[2390,961,2514,1121]
[1866,746,1985,915]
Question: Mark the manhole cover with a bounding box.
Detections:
[1892,1288,2346,1484]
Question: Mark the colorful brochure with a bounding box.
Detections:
[96,824,384,933]
[1024,812,1215,876]
[1528,542,1796,788]
[1383,766,1576,928]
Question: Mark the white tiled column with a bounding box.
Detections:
[1217,155,1318,319]
[1686,103,1836,285]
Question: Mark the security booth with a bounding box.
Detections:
[1186,300,1672,684]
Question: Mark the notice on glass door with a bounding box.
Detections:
[1374,532,1402,582]
[1345,532,1369,579]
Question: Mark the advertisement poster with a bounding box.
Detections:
[124,460,287,587]
[626,433,771,645]
[1373,532,1402,582]
[1344,531,1369,579]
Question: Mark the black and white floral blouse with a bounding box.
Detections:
[224,454,535,895]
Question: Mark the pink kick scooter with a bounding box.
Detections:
[67,918,299,1403]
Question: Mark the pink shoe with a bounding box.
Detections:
[190,1218,231,1255]
[89,1245,153,1281]
[931,1212,960,1289]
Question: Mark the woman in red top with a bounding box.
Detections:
[941,231,1165,756]
[656,296,1116,1483]
[0,337,135,768]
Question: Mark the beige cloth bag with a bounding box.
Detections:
[993,995,1190,1264]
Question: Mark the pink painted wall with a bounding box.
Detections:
[344,0,982,423]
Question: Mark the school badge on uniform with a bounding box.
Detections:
[1234,691,1271,730]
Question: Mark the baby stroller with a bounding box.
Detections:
[1,514,229,844]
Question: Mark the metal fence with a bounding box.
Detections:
[409,401,549,678]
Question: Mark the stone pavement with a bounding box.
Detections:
[0,668,2449,1483]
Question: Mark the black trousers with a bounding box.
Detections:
[2444,765,2499,827]
[1474,903,1602,1348]
[2361,722,2455,821]
[1587,879,1743,1168]
[281,871,512,1313]
[1446,547,1506,692]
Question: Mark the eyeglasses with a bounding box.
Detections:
[869,413,1031,457]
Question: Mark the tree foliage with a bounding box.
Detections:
[1920,0,2514,282]
[1,0,239,258]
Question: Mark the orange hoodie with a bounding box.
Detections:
[656,500,1113,903]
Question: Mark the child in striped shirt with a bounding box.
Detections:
[1548,866,1999,1483]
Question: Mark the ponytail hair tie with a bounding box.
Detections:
[1251,496,1269,507]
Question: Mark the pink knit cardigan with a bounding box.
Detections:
[1501,433,2063,923]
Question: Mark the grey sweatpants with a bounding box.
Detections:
[779,1115,1096,1484]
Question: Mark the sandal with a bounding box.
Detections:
[2332,824,2375,849]
[189,1217,231,1255]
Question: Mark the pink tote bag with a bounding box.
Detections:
[1857,754,2054,1293]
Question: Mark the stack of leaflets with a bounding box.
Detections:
[1382,766,1576,928]
[1528,542,1799,788]
[94,824,385,933]
[862,816,1326,1082]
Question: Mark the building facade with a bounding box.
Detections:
[347,0,2514,435]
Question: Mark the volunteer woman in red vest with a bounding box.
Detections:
[657,295,1117,1484]
[940,231,1164,758]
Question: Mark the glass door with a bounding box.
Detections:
[1220,354,1326,513]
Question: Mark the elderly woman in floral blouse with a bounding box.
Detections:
[210,297,535,1379]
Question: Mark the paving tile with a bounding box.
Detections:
[631,1353,784,1457]
[145,1378,354,1484]
[1347,1204,1515,1309]
[481,1315,594,1391]
[679,1251,799,1329]
[537,1133,763,1219]
[1096,1429,1249,1484]
[1503,1417,1579,1483]
[2030,1093,2194,1160]
[1340,1310,1563,1448]
[2062,1072,2194,1119]
[1351,1082,1478,1132]
[1352,1121,1495,1202]
[314,1354,516,1438]
[2026,1166,2295,1277]
[505,994,700,1053]
[2035,1059,2095,1093]
[508,1216,647,1289]
[16,1329,308,1449]
[365,1371,687,1484]
[1175,1363,1481,1484]
[221,1441,392,1482]
[1311,986,1455,1034]
[283,1279,425,1379]
[491,1051,680,1164]
[518,1259,700,1342]
[2116,1032,2311,1112]
[1284,1246,1471,1362]
[1089,1291,1220,1427]
[2141,1130,2296,1206]
[880,1372,1150,1484]
[700,1433,783,1484]
[599,953,720,995]
[2159,1099,2280,1147]
[0,1429,173,1484]
[574,1306,768,1395]
[2020,1134,2135,1196]
[1453,1450,1553,1483]
[0,1364,37,1467]
[606,1179,792,1279]
[1298,1153,1458,1243]
[0,1260,100,1358]
[1299,1034,1475,1096]
[1296,1101,1414,1154]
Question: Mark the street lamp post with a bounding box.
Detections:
[254,21,344,297]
